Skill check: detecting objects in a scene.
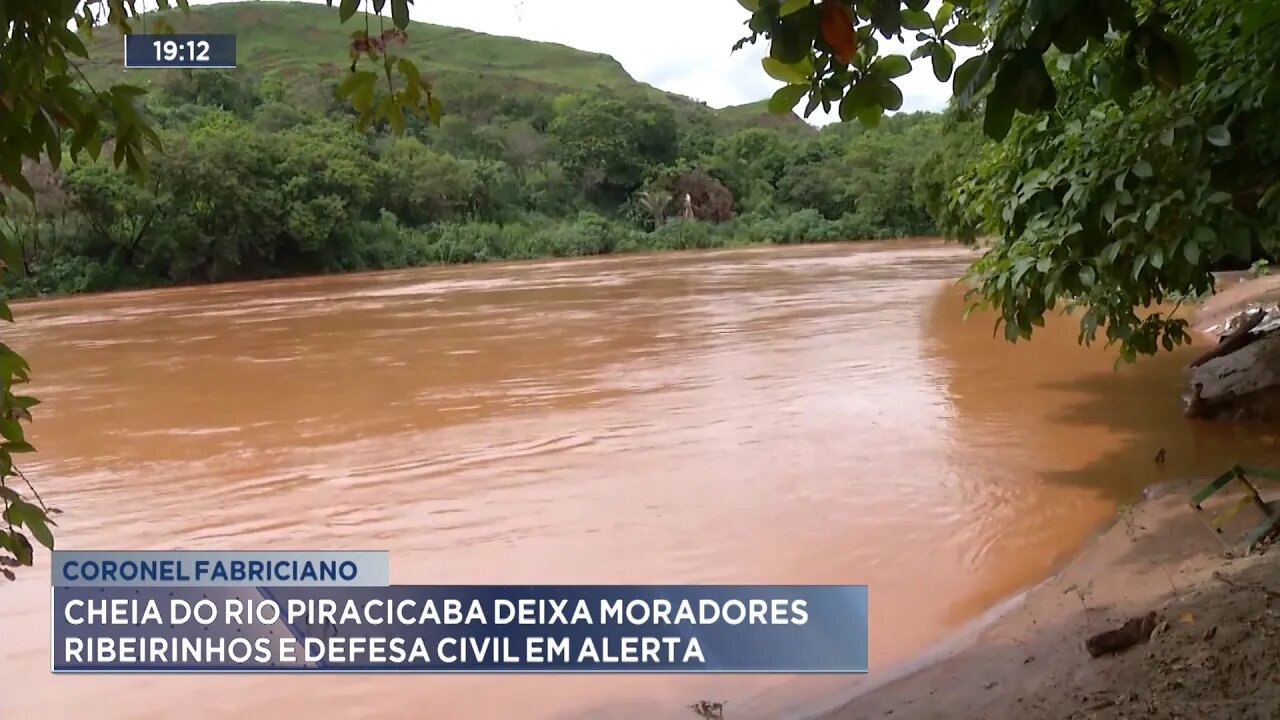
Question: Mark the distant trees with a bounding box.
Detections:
[2,72,954,298]
[549,97,679,203]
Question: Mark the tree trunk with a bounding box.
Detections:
[1189,310,1267,368]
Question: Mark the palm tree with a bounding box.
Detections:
[636,188,672,230]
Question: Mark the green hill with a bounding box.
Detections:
[79,1,809,132]
[718,99,815,133]
[4,0,947,302]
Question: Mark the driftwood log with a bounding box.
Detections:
[1085,612,1158,658]
[1189,310,1267,368]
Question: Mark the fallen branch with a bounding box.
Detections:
[1189,310,1266,368]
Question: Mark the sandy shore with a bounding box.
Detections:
[814,478,1280,719]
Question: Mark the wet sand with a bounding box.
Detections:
[821,477,1280,720]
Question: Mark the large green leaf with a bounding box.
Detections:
[944,22,985,47]
[931,44,955,82]
[390,0,410,29]
[872,54,912,78]
[768,84,808,115]
[763,56,813,84]
[901,9,933,30]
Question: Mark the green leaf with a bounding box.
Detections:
[335,70,374,100]
[768,84,807,115]
[1101,241,1121,265]
[1206,125,1231,147]
[857,102,883,128]
[944,22,985,47]
[6,531,32,566]
[1079,265,1096,287]
[337,71,377,117]
[1133,253,1147,280]
[8,503,54,551]
[390,0,410,29]
[837,97,855,122]
[1261,183,1280,209]
[877,81,904,111]
[872,54,911,79]
[952,55,980,98]
[762,57,812,84]
[983,74,1016,141]
[1145,204,1162,232]
[0,419,23,443]
[2,442,35,454]
[934,3,955,32]
[58,27,89,59]
[1207,191,1231,204]
[1183,241,1200,265]
[902,9,932,30]
[338,0,359,22]
[931,44,955,82]
[426,94,444,126]
[1132,160,1153,178]
[770,28,810,65]
[0,303,11,323]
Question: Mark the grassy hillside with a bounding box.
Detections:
[79,1,810,132]
[718,99,815,134]
[85,2,633,88]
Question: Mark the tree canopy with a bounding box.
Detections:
[746,0,1280,359]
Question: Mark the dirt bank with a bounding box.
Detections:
[816,479,1280,720]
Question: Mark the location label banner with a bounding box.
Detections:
[51,551,869,673]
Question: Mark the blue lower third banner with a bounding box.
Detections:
[51,552,868,673]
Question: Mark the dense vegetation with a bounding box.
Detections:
[744,0,1280,360]
[0,1,954,299]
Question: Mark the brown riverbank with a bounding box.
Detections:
[818,477,1280,719]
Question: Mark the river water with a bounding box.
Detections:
[3,240,1278,719]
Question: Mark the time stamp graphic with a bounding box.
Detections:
[124,34,237,69]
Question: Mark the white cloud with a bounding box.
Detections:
[187,0,961,122]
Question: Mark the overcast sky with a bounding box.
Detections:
[187,0,955,124]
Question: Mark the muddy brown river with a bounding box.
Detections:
[3,240,1278,719]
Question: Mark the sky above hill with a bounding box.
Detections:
[186,0,954,122]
